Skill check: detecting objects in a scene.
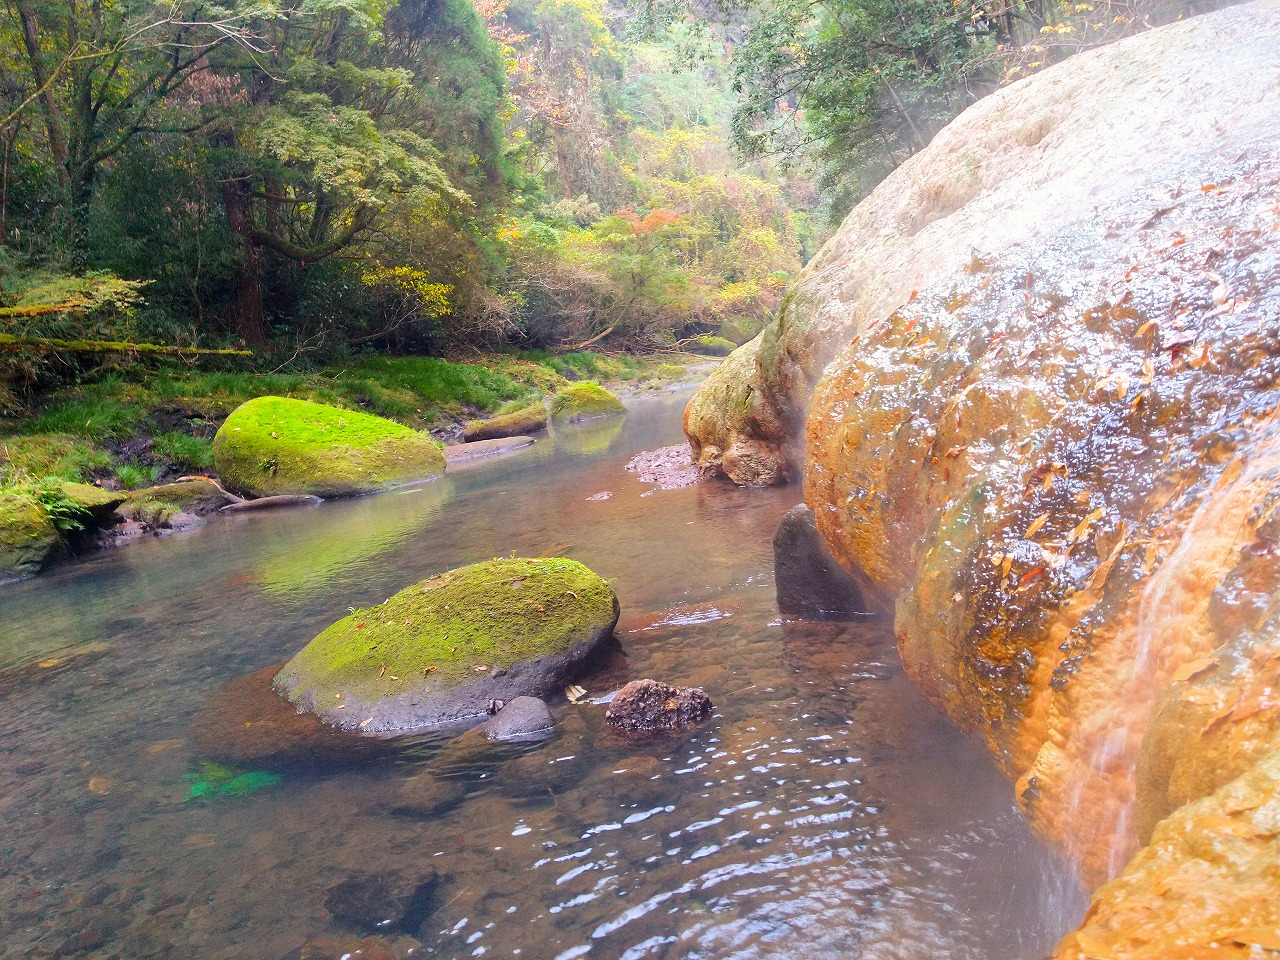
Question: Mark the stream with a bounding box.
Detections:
[0,385,1086,959]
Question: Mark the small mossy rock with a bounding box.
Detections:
[481,696,554,741]
[0,494,60,579]
[212,396,445,498]
[274,557,620,732]
[605,679,713,734]
[123,479,229,518]
[462,405,547,442]
[550,383,625,424]
[57,482,126,524]
[691,335,736,357]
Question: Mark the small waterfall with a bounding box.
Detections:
[1065,454,1258,880]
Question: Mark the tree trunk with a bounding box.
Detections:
[15,0,68,187]
[222,176,268,347]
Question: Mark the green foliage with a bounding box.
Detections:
[114,464,162,490]
[151,433,214,469]
[11,478,91,533]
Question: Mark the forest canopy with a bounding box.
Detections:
[0,0,1221,358]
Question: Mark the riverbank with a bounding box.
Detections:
[0,349,709,580]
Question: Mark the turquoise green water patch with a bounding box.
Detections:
[184,762,282,802]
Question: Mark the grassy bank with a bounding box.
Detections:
[0,350,697,491]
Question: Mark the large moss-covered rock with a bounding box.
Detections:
[212,396,445,498]
[274,557,619,732]
[0,494,60,579]
[549,383,625,423]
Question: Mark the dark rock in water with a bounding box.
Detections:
[282,934,423,960]
[481,696,554,740]
[497,746,589,800]
[773,503,878,620]
[605,679,712,734]
[324,870,438,935]
[390,772,467,819]
[189,664,389,767]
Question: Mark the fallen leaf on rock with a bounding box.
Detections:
[1171,657,1219,683]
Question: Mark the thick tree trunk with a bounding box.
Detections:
[222,177,268,348]
[15,0,68,187]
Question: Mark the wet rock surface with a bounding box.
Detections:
[686,1,1280,949]
[773,504,879,620]
[605,679,713,734]
[481,696,555,740]
[624,444,703,489]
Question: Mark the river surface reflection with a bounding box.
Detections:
[0,385,1085,959]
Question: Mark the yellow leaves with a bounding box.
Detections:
[1172,656,1219,683]
[1069,507,1106,544]
[360,266,453,318]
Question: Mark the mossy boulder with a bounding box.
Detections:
[58,482,127,522]
[212,396,445,498]
[122,479,229,518]
[549,383,625,424]
[691,335,737,356]
[0,493,60,579]
[462,404,547,442]
[274,557,620,732]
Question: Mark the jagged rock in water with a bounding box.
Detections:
[275,557,619,733]
[605,679,712,734]
[684,0,1280,949]
[773,504,880,620]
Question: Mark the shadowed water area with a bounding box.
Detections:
[0,387,1086,959]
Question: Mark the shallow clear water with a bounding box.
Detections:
[0,386,1085,959]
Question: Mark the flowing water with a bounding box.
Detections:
[0,386,1085,960]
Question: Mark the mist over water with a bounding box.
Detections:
[0,388,1084,959]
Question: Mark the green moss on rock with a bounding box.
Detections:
[692,335,737,356]
[212,396,445,498]
[274,557,619,732]
[122,479,228,518]
[462,404,548,442]
[58,482,126,522]
[549,383,625,424]
[0,493,60,579]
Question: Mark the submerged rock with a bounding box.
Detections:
[481,696,555,740]
[605,679,712,734]
[189,664,389,767]
[212,396,445,498]
[773,504,879,620]
[389,772,467,819]
[550,383,625,423]
[274,557,619,732]
[324,869,438,935]
[463,405,547,442]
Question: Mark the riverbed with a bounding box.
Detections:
[0,386,1085,959]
